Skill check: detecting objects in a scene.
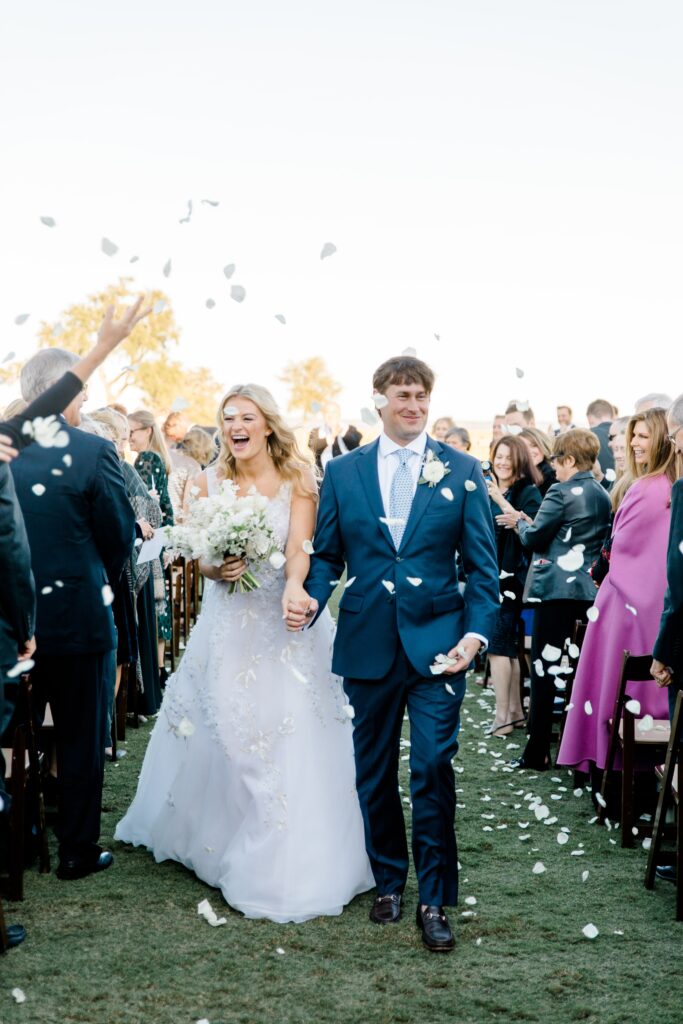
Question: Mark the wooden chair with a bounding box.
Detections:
[645,689,682,919]
[600,651,670,846]
[2,674,51,901]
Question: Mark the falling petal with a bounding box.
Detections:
[290,666,308,684]
[532,862,546,874]
[2,350,15,363]
[205,298,216,309]
[7,659,35,679]
[587,606,599,622]
[464,480,477,492]
[14,313,30,325]
[302,540,315,555]
[566,576,576,583]
[153,299,166,314]
[342,704,355,719]
[534,659,545,677]
[402,347,417,357]
[163,258,172,277]
[31,483,46,496]
[407,577,422,587]
[584,700,593,716]
[563,527,572,543]
[40,215,56,227]
[445,682,455,695]
[582,923,599,940]
[201,198,220,206]
[503,590,516,600]
[541,644,562,662]
[625,699,641,715]
[515,367,524,378]
[441,487,454,501]
[605,468,616,482]
[102,584,114,606]
[567,643,580,659]
[642,837,652,850]
[373,393,389,409]
[179,199,193,224]
[55,580,64,587]
[625,604,637,616]
[41,586,53,595]
[344,576,357,588]
[170,396,190,412]
[101,237,119,257]
[223,405,239,416]
[269,551,287,569]
[223,263,236,279]
[557,547,584,572]
[230,285,246,302]
[274,314,287,324]
[129,255,139,263]
[361,407,379,426]
[320,242,337,260]
[379,516,406,528]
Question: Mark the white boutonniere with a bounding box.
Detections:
[418,450,451,488]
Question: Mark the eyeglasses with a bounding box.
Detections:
[668,426,682,445]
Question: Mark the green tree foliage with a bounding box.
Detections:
[279,356,342,417]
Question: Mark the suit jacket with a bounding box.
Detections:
[0,465,35,669]
[11,422,135,656]
[305,436,500,679]
[653,477,683,669]
[519,471,612,603]
[590,421,615,474]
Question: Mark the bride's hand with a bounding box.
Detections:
[217,556,248,583]
[282,582,317,631]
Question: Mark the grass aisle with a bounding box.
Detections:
[2,674,679,1024]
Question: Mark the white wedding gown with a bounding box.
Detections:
[116,471,373,922]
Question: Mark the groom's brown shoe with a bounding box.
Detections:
[416,904,455,951]
[369,894,402,924]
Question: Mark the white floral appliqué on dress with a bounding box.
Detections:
[116,469,373,922]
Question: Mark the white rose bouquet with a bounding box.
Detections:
[164,480,281,593]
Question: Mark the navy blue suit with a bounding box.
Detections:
[11,421,135,861]
[306,436,499,905]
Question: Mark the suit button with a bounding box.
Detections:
[396,557,402,562]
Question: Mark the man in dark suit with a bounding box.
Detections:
[289,355,499,952]
[9,302,149,881]
[586,399,615,475]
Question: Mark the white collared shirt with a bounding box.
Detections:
[376,429,488,651]
[377,430,428,516]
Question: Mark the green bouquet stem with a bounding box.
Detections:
[227,569,261,594]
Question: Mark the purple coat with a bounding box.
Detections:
[558,474,672,772]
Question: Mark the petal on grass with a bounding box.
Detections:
[582,923,599,940]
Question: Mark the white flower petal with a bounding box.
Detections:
[637,714,654,732]
[445,682,455,695]
[372,393,389,409]
[175,717,195,737]
[381,580,395,595]
[342,704,355,719]
[361,407,379,426]
[557,832,569,845]
[557,548,584,572]
[570,486,584,496]
[582,870,589,882]
[594,791,607,808]
[586,606,599,622]
[230,285,246,302]
[101,237,118,257]
[269,551,287,569]
[205,298,216,309]
[567,643,580,659]
[223,263,236,279]
[625,604,637,616]
[541,644,562,662]
[464,896,477,906]
[464,480,477,492]
[63,454,72,467]
[503,590,516,600]
[162,258,172,277]
[605,468,616,482]
[515,367,524,378]
[584,700,593,716]
[11,988,26,1004]
[40,215,56,227]
[625,699,641,715]
[344,576,357,588]
[582,923,599,940]
[275,947,285,955]
[441,487,454,501]
[41,586,53,595]
[302,540,315,555]
[532,862,546,874]
[14,313,30,325]
[274,314,286,325]
[402,347,417,357]
[31,483,46,496]
[320,242,337,260]
[101,584,114,606]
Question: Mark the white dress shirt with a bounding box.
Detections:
[377,429,488,651]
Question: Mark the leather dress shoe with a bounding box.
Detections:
[4,924,26,949]
[655,865,677,884]
[509,756,549,772]
[369,894,402,924]
[416,904,455,952]
[57,850,114,881]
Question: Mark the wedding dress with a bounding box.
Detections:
[116,468,374,922]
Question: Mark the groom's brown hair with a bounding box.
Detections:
[373,356,435,395]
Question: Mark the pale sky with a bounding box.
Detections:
[2,1,681,428]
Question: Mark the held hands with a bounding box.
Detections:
[282,582,318,632]
[651,658,673,687]
[18,636,36,661]
[441,637,482,675]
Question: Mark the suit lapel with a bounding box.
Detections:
[398,437,445,552]
[356,439,396,554]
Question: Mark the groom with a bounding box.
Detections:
[288,355,499,951]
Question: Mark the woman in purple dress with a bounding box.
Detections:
[558,408,677,774]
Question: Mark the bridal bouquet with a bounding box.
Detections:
[164,479,281,593]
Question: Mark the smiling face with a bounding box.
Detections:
[380,381,431,445]
[432,418,452,440]
[522,438,543,466]
[630,420,652,467]
[221,396,272,462]
[493,443,515,486]
[609,431,627,472]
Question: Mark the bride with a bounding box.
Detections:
[115,385,373,922]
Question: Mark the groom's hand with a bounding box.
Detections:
[284,596,319,632]
[443,637,482,674]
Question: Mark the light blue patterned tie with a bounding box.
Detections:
[388,448,416,548]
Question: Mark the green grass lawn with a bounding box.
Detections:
[2,668,680,1024]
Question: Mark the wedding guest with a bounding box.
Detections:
[608,416,630,478]
[496,430,612,770]
[520,427,556,496]
[161,410,200,517]
[128,410,174,678]
[162,410,190,448]
[634,392,673,413]
[586,399,615,476]
[444,426,471,452]
[431,416,456,441]
[554,405,576,435]
[504,403,535,430]
[490,415,505,448]
[9,302,147,881]
[179,426,215,469]
[485,437,542,737]
[308,403,362,473]
[558,409,676,775]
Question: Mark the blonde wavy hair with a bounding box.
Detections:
[128,409,172,474]
[216,385,318,499]
[611,407,676,512]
